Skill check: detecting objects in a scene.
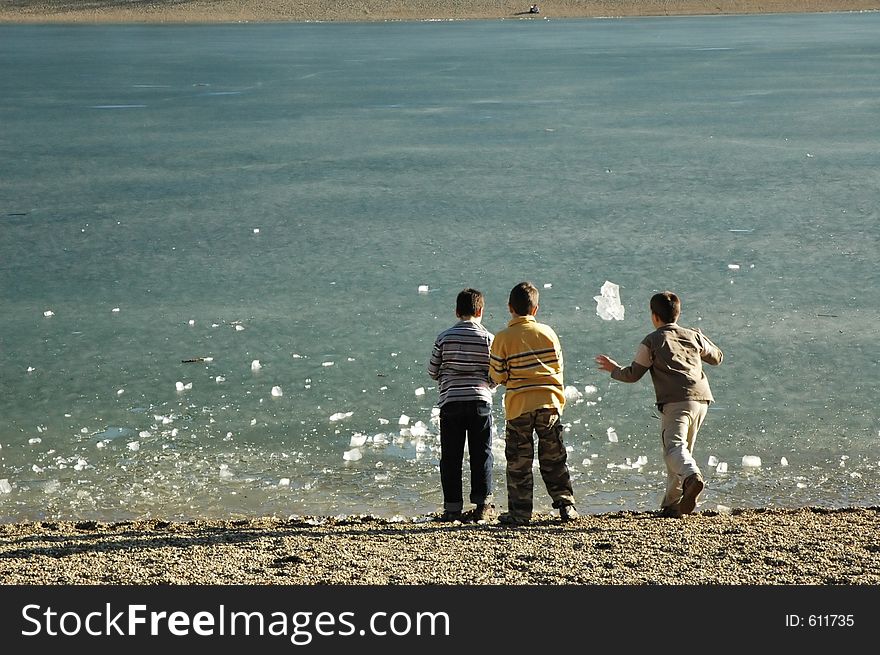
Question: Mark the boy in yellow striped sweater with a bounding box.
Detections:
[489,282,578,525]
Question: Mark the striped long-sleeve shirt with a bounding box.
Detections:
[489,315,565,420]
[427,320,494,407]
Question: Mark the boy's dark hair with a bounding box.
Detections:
[456,288,484,318]
[650,291,681,324]
[508,281,539,316]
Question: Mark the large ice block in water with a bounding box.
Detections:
[741,455,762,468]
[0,479,12,494]
[593,281,625,321]
[343,448,363,462]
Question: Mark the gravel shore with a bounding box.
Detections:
[2,506,879,584]
[1,0,879,23]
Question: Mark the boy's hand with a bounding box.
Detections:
[595,354,618,373]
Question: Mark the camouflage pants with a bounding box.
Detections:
[504,408,575,519]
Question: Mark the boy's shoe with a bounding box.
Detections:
[679,473,705,515]
[498,512,530,526]
[559,505,580,521]
[658,504,682,519]
[436,510,463,523]
[472,504,496,522]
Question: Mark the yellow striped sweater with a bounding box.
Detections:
[489,315,565,420]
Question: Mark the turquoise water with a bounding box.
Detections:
[1,14,878,522]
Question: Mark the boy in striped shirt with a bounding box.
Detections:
[489,282,578,525]
[428,288,496,522]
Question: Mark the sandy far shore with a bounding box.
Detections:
[1,506,879,584]
[1,0,879,24]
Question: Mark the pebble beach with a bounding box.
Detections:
[1,0,878,23]
[2,507,879,584]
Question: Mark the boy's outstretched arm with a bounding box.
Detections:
[595,347,650,383]
[694,330,723,366]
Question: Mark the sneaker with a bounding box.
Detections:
[658,504,682,519]
[559,505,580,521]
[435,510,463,523]
[498,512,530,526]
[472,504,496,522]
[679,473,705,515]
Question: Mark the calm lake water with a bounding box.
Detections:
[1,13,878,522]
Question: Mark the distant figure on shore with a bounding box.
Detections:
[529,4,540,13]
[428,288,496,523]
[596,291,723,518]
[490,282,578,525]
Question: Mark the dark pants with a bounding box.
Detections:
[439,400,494,511]
[505,408,575,518]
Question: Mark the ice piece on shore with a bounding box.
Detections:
[343,448,363,461]
[371,433,388,446]
[716,504,732,515]
[707,455,719,467]
[139,431,151,438]
[398,414,410,426]
[594,281,625,321]
[43,310,54,317]
[271,386,283,397]
[741,455,762,468]
[219,464,234,478]
[606,427,618,442]
[417,284,430,294]
[127,441,140,451]
[780,457,789,466]
[0,479,12,494]
[563,385,583,401]
[279,478,290,486]
[330,411,354,422]
[716,462,728,473]
[414,387,426,397]
[349,433,368,447]
[251,359,262,371]
[431,407,441,417]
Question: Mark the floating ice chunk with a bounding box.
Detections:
[253,228,260,234]
[127,441,140,451]
[175,381,185,391]
[250,419,257,426]
[741,455,762,468]
[606,427,618,443]
[43,310,54,317]
[716,462,728,473]
[215,376,226,383]
[218,464,234,478]
[398,414,410,426]
[292,353,303,359]
[330,411,354,422]
[707,455,719,467]
[343,448,363,462]
[28,437,41,445]
[563,385,582,401]
[234,324,245,331]
[431,407,441,417]
[410,421,429,438]
[251,359,262,371]
[417,284,429,294]
[279,477,290,486]
[0,479,12,494]
[634,455,648,467]
[27,366,36,372]
[414,387,426,397]
[371,433,388,446]
[583,385,598,395]
[188,319,196,326]
[378,418,390,425]
[116,388,124,395]
[594,281,625,321]
[112,307,120,313]
[139,430,151,438]
[322,361,334,367]
[74,458,88,471]
[780,457,789,466]
[543,283,552,289]
[727,264,740,270]
[349,433,368,447]
[271,386,283,397]
[581,458,593,466]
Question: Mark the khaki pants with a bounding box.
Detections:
[660,400,708,509]
[504,408,575,518]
